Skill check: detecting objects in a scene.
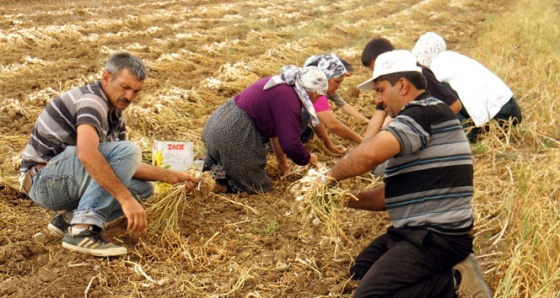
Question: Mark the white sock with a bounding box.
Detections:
[70,225,89,235]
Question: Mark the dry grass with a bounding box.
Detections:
[463,0,560,296]
[289,167,359,244]
[146,182,189,235]
[147,171,215,237]
[0,0,559,296]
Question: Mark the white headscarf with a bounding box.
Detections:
[304,53,347,79]
[412,32,447,67]
[263,65,327,127]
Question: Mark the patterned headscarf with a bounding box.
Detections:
[263,65,327,127]
[303,53,347,79]
[412,32,447,67]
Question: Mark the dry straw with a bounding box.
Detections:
[290,166,358,243]
[2,0,559,296]
[147,170,215,236]
[146,182,188,235]
[463,0,560,295]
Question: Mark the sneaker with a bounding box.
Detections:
[62,226,127,257]
[47,214,71,237]
[454,254,493,298]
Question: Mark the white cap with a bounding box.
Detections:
[357,50,422,90]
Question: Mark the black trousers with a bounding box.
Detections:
[458,96,522,142]
[350,227,473,298]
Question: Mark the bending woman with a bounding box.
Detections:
[412,32,522,142]
[302,53,363,153]
[202,66,327,193]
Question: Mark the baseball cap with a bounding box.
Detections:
[357,50,422,90]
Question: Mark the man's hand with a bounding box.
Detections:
[121,198,147,233]
[173,171,199,193]
[134,163,199,193]
[312,170,337,190]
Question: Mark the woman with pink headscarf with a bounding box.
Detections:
[301,53,363,154]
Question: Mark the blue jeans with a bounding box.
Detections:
[28,141,154,229]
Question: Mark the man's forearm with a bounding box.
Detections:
[326,130,401,182]
[326,145,376,181]
[80,149,136,205]
[346,186,386,211]
[135,162,178,183]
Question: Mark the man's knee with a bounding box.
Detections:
[102,141,142,166]
[130,180,154,200]
[117,141,142,161]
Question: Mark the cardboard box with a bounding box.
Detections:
[152,140,194,171]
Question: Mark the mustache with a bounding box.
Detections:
[118,97,132,104]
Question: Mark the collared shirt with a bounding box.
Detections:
[20,80,126,173]
[382,92,474,235]
[431,51,513,126]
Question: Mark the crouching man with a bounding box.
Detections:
[318,50,492,297]
[20,53,198,257]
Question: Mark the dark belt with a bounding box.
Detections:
[22,163,46,194]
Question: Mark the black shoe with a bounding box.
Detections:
[47,214,71,237]
[62,226,127,257]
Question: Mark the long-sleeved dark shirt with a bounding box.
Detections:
[235,76,310,165]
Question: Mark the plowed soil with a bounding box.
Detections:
[0,0,511,297]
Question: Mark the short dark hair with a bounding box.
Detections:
[339,57,353,72]
[375,71,427,90]
[361,38,395,68]
[105,53,146,81]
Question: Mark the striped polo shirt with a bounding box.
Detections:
[20,80,126,173]
[383,92,474,235]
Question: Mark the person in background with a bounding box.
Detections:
[318,57,370,125]
[201,65,327,194]
[317,50,492,297]
[360,37,462,139]
[412,32,522,142]
[20,53,199,257]
[301,53,363,154]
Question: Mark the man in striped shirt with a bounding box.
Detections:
[319,50,491,297]
[20,53,198,257]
